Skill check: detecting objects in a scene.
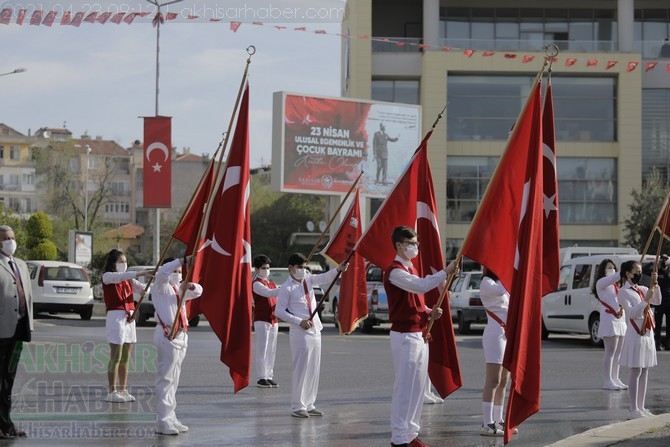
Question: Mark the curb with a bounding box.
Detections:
[546,413,670,447]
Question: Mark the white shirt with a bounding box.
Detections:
[275,269,338,332]
[153,259,202,329]
[388,256,447,308]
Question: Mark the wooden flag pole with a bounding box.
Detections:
[641,198,670,334]
[309,247,357,321]
[306,171,364,263]
[640,190,670,261]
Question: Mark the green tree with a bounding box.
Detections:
[26,212,57,260]
[0,204,28,259]
[623,168,670,254]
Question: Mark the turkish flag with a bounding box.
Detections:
[97,12,112,24]
[0,8,11,25]
[357,131,462,397]
[541,82,560,295]
[110,12,125,24]
[322,189,368,335]
[143,116,172,208]
[70,12,84,27]
[461,79,544,443]
[42,10,56,26]
[29,10,42,26]
[60,11,71,25]
[653,192,670,239]
[196,84,252,392]
[83,12,97,23]
[16,9,26,25]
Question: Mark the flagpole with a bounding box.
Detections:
[309,248,357,321]
[169,47,255,339]
[130,142,223,321]
[307,171,364,262]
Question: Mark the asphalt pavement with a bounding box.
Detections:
[4,312,670,447]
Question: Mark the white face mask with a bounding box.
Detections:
[169,272,182,285]
[292,268,305,281]
[404,245,419,260]
[2,239,16,256]
[257,268,270,279]
[116,262,128,273]
[605,268,616,277]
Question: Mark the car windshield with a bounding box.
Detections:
[467,273,482,290]
[44,267,87,282]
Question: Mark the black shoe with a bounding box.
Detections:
[391,443,410,447]
[268,379,279,388]
[256,379,272,388]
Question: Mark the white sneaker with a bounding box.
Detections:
[104,391,126,403]
[423,393,444,404]
[156,424,179,435]
[172,420,189,432]
[480,423,502,437]
[628,410,645,419]
[641,408,654,417]
[602,381,621,391]
[614,380,628,390]
[118,390,135,402]
[496,421,519,434]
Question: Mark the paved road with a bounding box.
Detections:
[6,317,670,446]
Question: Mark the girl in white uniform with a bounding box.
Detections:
[618,260,660,419]
[592,259,627,390]
[479,268,516,437]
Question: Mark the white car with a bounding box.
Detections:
[27,260,94,320]
[449,271,486,334]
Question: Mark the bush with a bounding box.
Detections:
[29,240,58,260]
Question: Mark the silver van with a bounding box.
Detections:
[542,253,655,346]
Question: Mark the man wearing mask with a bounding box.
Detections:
[153,256,202,435]
[0,225,32,438]
[252,255,280,388]
[384,226,459,447]
[653,254,670,350]
[275,253,348,418]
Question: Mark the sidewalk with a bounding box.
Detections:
[547,413,670,447]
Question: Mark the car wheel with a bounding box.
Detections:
[189,315,200,327]
[457,312,471,335]
[79,306,93,320]
[137,311,148,327]
[589,313,603,347]
[361,319,374,334]
[333,300,339,329]
[541,319,549,340]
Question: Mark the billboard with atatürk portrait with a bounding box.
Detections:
[272,92,421,197]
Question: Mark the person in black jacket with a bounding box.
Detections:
[653,254,670,350]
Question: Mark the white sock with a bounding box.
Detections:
[482,401,494,425]
[494,405,504,422]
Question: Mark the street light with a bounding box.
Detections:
[0,67,27,77]
[84,145,91,232]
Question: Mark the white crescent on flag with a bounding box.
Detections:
[145,142,169,161]
[515,181,531,270]
[542,143,558,218]
[416,201,439,233]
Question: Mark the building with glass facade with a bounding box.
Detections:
[343,0,670,258]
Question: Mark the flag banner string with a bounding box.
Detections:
[2,7,669,74]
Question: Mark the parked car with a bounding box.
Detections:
[129,265,200,327]
[449,271,486,334]
[559,246,638,266]
[360,264,388,333]
[27,260,94,320]
[542,253,655,346]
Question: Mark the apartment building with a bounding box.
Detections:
[343,0,670,258]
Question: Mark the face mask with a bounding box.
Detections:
[116,262,127,273]
[631,273,642,285]
[258,268,270,279]
[293,268,305,281]
[404,245,419,259]
[2,239,16,256]
[605,268,616,277]
[169,273,182,285]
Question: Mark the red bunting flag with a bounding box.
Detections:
[29,10,42,26]
[504,53,517,59]
[97,12,111,24]
[483,51,495,57]
[110,12,125,24]
[627,61,639,72]
[16,9,26,25]
[60,11,71,25]
[523,55,535,63]
[464,49,475,57]
[187,15,199,20]
[83,12,97,23]
[295,26,307,31]
[357,131,462,398]
[71,12,84,26]
[152,12,163,26]
[395,41,406,47]
[143,116,172,208]
[541,81,560,295]
[196,84,253,392]
[123,12,139,24]
[586,59,599,67]
[646,62,658,72]
[0,8,11,24]
[166,12,178,21]
[230,21,241,31]
[606,60,618,70]
[315,29,327,34]
[42,10,56,26]
[565,58,577,67]
[667,63,670,74]
[461,78,545,442]
[252,21,263,26]
[322,189,368,335]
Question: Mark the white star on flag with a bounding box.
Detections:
[152,162,162,172]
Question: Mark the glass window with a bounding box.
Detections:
[572,264,592,289]
[557,265,572,291]
[371,79,419,105]
[10,147,20,160]
[557,158,617,224]
[446,156,498,223]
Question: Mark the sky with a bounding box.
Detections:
[1,0,344,168]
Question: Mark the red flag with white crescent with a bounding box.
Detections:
[143,117,172,208]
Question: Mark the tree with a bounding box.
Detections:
[25,211,57,260]
[623,168,670,254]
[0,204,28,259]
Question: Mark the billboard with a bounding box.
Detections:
[272,92,421,197]
[69,230,93,267]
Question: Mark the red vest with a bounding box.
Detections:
[383,260,428,333]
[253,278,278,324]
[103,280,135,312]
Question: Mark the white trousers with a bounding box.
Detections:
[254,321,278,380]
[153,327,188,425]
[390,331,428,445]
[289,327,321,412]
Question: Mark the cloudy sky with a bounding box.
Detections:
[1,0,344,168]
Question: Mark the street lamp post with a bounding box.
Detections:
[84,145,91,232]
[0,67,27,77]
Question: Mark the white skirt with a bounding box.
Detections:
[106,310,137,345]
[482,322,506,364]
[619,329,656,368]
